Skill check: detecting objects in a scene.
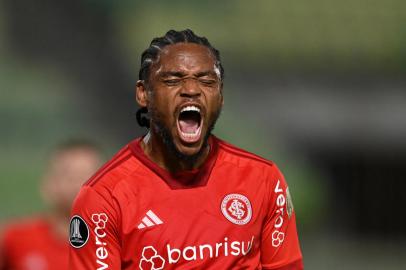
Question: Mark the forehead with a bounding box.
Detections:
[153,43,216,73]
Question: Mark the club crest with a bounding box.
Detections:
[221,193,252,225]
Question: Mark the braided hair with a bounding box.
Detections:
[136,29,224,128]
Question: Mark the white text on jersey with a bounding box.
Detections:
[141,236,255,266]
[272,180,286,247]
[91,213,109,270]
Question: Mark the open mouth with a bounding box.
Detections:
[177,105,203,143]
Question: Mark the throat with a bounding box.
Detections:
[141,130,210,173]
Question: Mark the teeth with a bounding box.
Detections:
[181,129,199,137]
[180,106,200,113]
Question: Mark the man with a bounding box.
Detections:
[0,140,102,270]
[69,29,303,269]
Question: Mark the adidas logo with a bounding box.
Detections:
[138,210,163,229]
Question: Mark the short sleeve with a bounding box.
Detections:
[261,166,304,270]
[69,186,121,270]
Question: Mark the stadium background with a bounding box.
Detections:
[0,0,405,269]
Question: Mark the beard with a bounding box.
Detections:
[148,105,222,166]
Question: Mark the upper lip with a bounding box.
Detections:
[176,102,204,118]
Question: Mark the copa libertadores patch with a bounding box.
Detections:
[286,187,294,219]
[69,215,89,248]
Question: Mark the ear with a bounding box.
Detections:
[219,84,224,106]
[136,80,149,107]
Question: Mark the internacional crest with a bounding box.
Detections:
[221,193,252,225]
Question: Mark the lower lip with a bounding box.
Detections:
[176,120,203,144]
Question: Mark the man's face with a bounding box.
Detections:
[145,43,223,158]
[42,148,101,214]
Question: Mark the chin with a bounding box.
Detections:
[171,134,208,162]
[152,108,218,164]
[176,141,204,157]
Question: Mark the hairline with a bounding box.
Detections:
[145,42,222,84]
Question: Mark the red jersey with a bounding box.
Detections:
[69,136,303,270]
[1,218,68,270]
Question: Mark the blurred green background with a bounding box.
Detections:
[1,0,406,269]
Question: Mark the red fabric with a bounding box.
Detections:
[69,136,303,269]
[1,218,68,270]
[263,258,304,270]
[129,136,219,189]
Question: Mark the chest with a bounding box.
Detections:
[118,170,269,269]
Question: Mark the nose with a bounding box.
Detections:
[180,78,201,98]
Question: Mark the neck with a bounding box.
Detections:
[140,131,210,173]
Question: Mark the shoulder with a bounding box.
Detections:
[213,137,288,208]
[72,139,146,217]
[214,136,278,174]
[83,140,142,194]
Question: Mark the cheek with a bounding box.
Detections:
[150,90,173,113]
[207,93,222,113]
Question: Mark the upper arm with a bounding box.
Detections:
[260,166,303,270]
[69,186,121,270]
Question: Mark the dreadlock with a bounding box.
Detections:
[136,29,224,128]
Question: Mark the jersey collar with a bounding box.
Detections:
[129,135,219,189]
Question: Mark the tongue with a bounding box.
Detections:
[179,119,199,133]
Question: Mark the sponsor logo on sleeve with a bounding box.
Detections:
[91,213,109,270]
[69,215,89,248]
[271,230,285,247]
[221,193,252,225]
[272,179,286,247]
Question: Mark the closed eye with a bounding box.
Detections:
[199,79,217,85]
[163,79,182,86]
[199,79,218,86]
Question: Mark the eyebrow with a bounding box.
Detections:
[195,71,218,78]
[159,71,186,78]
[158,70,218,78]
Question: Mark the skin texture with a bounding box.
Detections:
[41,147,102,238]
[136,43,223,172]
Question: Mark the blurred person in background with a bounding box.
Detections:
[0,140,102,270]
[69,29,303,269]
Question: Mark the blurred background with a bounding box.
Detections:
[1,0,405,269]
